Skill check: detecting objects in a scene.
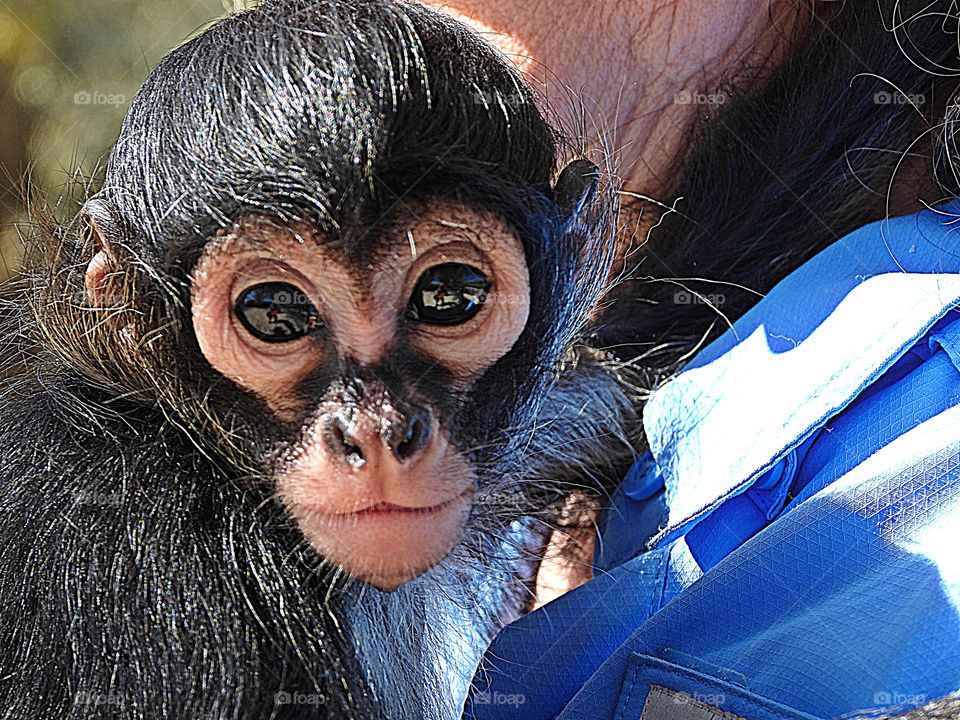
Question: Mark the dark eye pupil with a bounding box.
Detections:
[235,282,320,343]
[407,263,490,326]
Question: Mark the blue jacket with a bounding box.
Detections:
[465,203,960,720]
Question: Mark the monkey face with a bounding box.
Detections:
[189,203,531,590]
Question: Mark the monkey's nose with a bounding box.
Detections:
[388,404,432,463]
[322,415,367,469]
[321,405,432,469]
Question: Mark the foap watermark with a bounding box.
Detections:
[673,691,727,707]
[474,690,526,707]
[675,90,727,106]
[673,290,726,306]
[74,690,125,707]
[72,490,124,507]
[874,91,925,106]
[274,691,327,707]
[74,90,127,108]
[484,292,526,307]
[874,691,927,707]
[471,90,527,108]
[270,288,313,306]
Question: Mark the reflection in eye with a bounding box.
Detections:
[235,282,321,343]
[406,263,490,326]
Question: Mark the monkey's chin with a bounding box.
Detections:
[289,488,474,591]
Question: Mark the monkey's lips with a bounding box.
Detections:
[348,495,466,518]
[287,487,475,591]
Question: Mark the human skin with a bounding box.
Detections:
[418,0,804,198]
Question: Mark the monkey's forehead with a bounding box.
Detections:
[97,0,557,264]
[200,202,520,265]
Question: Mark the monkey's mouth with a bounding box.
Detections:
[330,492,471,519]
[286,487,475,591]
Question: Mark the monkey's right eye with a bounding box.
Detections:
[235,282,321,343]
[406,263,490,326]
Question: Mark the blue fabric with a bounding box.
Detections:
[464,203,960,720]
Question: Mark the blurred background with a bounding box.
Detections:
[0,0,254,280]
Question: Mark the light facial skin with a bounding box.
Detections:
[187,206,530,590]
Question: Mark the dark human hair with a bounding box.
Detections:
[597,0,960,383]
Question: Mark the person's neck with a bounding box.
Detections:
[419,0,806,199]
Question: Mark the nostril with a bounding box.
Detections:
[394,410,431,462]
[323,416,365,468]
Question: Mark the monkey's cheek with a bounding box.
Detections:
[291,494,473,591]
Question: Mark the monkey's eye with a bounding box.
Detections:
[235,282,321,343]
[406,263,491,326]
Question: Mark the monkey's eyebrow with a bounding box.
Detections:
[200,234,266,261]
[432,221,486,246]
[429,221,502,252]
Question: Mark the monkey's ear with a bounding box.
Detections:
[81,198,122,308]
[553,159,600,226]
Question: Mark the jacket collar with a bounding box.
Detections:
[644,203,960,547]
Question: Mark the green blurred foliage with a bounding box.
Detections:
[0,0,254,278]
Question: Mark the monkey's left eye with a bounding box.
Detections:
[235,282,321,343]
[406,263,491,326]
